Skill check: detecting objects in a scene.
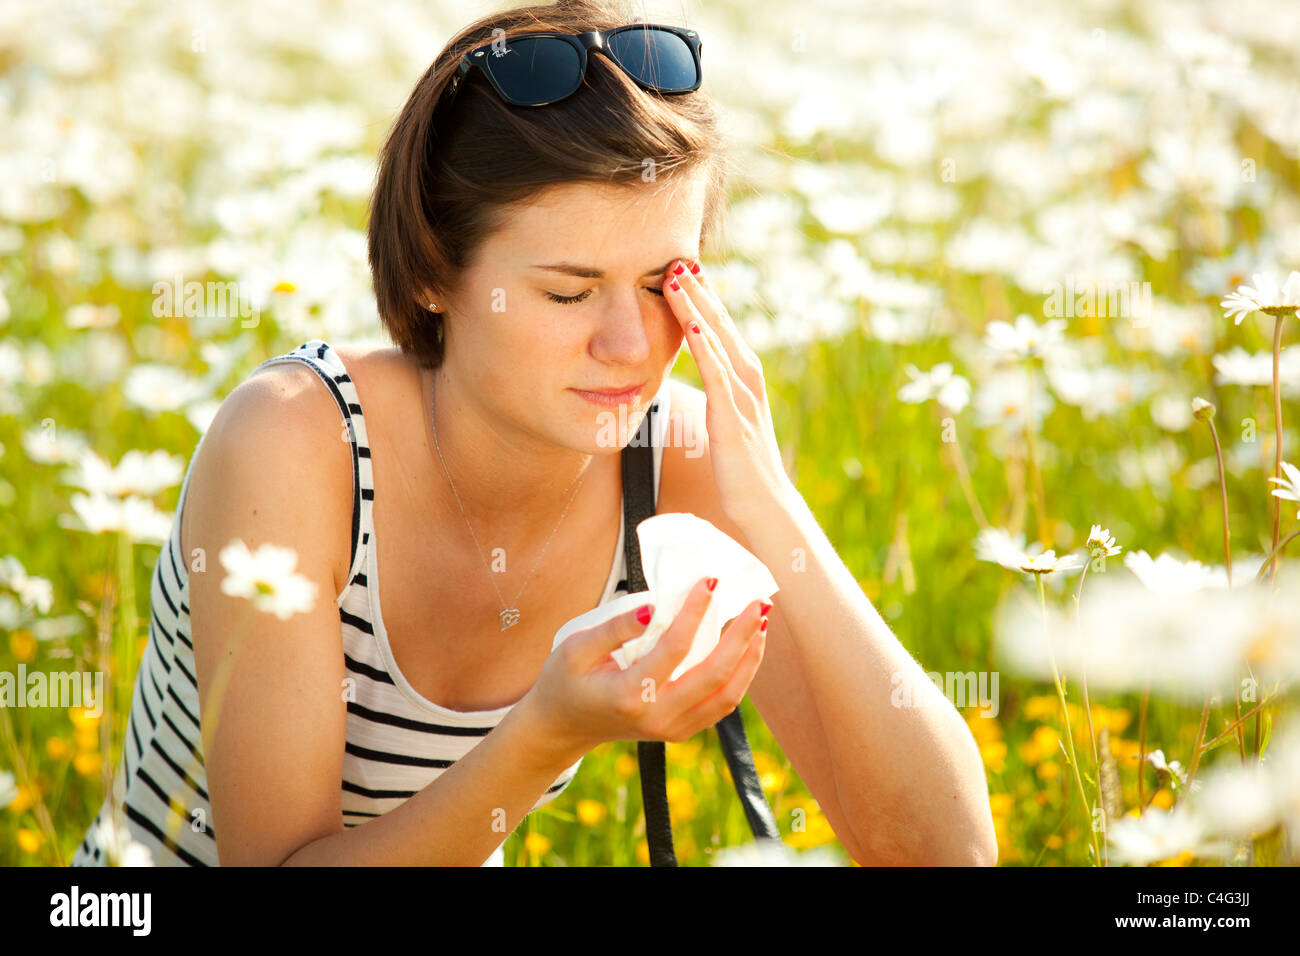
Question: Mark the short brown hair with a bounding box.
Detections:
[366,0,731,369]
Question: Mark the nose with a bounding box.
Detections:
[589,293,653,366]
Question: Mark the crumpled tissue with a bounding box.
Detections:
[551,512,780,682]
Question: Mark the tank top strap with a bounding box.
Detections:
[251,338,375,607]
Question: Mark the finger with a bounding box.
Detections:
[626,575,717,692]
[684,260,766,397]
[674,612,768,732]
[662,598,767,703]
[670,262,735,381]
[569,601,654,670]
[665,265,736,406]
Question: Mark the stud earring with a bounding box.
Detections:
[428,302,439,312]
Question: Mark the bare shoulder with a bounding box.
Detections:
[181,357,356,599]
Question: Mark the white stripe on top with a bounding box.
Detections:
[71,338,671,867]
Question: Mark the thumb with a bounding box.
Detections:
[569,601,655,670]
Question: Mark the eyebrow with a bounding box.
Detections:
[529,257,695,279]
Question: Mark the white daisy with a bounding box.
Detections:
[1268,460,1300,519]
[1144,749,1186,787]
[1220,270,1300,325]
[0,771,16,809]
[0,555,54,614]
[63,492,174,543]
[897,362,972,412]
[1085,525,1122,560]
[91,813,155,867]
[220,539,318,620]
[1123,550,1227,593]
[974,527,1084,575]
[63,447,184,497]
[974,527,1029,570]
[985,313,1068,360]
[1106,806,1232,866]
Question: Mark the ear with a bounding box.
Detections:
[414,285,446,312]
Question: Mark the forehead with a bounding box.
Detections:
[486,174,708,264]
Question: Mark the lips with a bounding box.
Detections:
[570,382,646,406]
[580,384,645,395]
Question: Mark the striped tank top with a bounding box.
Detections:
[72,338,671,866]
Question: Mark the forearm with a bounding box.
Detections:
[282,693,587,866]
[743,486,996,865]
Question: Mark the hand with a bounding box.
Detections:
[662,259,794,531]
[526,576,771,756]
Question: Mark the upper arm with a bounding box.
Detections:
[185,363,355,866]
[659,380,868,864]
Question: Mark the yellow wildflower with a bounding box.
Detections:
[666,777,697,821]
[966,711,1003,748]
[988,793,1013,817]
[1024,695,1060,721]
[9,629,36,662]
[1036,760,1060,781]
[17,828,44,854]
[45,737,71,761]
[980,740,1007,772]
[1091,706,1131,734]
[8,784,34,815]
[576,799,606,827]
[69,707,100,729]
[787,808,835,849]
[614,752,638,778]
[1019,725,1060,765]
[74,752,102,776]
[636,839,649,865]
[666,737,703,766]
[1150,789,1173,809]
[524,832,551,856]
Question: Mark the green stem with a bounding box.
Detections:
[1206,416,1232,587]
[1267,313,1285,585]
[116,531,138,750]
[1254,527,1300,583]
[1036,574,1101,865]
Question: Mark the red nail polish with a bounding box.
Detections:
[673,262,685,275]
[636,604,653,626]
[759,602,772,616]
[759,617,769,632]
[705,577,718,591]
[689,261,700,275]
[669,278,680,291]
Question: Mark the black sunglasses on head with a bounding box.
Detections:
[439,23,703,110]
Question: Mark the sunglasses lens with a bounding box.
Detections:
[481,36,582,105]
[605,27,698,92]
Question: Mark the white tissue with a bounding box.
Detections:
[550,512,780,682]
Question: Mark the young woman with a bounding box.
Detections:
[73,0,997,867]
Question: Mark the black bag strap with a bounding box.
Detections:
[621,398,782,866]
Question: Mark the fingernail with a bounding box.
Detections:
[705,577,718,592]
[759,602,772,616]
[636,604,653,626]
[689,261,701,275]
[672,262,686,275]
[759,617,769,632]
[669,278,681,291]
[689,321,699,334]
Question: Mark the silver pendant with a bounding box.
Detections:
[499,608,521,631]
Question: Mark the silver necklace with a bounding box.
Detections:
[428,373,588,631]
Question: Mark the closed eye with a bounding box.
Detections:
[544,286,666,305]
